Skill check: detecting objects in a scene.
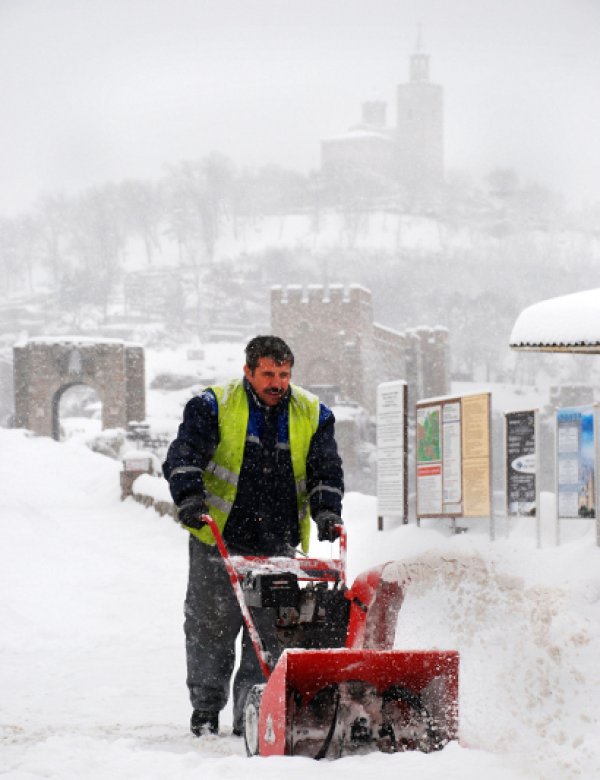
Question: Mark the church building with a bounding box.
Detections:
[321,31,444,201]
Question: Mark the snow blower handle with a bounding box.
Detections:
[336,523,347,581]
[294,522,346,583]
[202,514,273,680]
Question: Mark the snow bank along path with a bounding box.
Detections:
[386,552,598,779]
[1,428,599,779]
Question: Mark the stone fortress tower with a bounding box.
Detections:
[320,28,444,200]
[270,284,449,415]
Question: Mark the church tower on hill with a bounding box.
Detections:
[395,28,444,197]
[320,29,444,201]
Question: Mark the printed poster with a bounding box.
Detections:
[506,410,537,517]
[376,381,407,519]
[557,406,596,519]
[442,401,462,512]
[462,393,491,518]
[416,404,442,515]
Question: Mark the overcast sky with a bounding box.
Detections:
[1,0,599,215]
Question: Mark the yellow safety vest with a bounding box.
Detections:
[187,379,320,552]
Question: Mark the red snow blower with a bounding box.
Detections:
[204,515,459,759]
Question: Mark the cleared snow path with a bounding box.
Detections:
[2,429,599,779]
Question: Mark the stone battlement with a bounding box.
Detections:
[271,283,372,307]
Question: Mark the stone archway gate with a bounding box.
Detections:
[13,337,145,440]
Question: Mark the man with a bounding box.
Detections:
[163,335,344,737]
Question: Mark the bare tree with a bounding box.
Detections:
[35,194,70,286]
[118,179,163,265]
[0,217,19,294]
[66,185,125,320]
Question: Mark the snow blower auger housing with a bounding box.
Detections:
[204,515,459,759]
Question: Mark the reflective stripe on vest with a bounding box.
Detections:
[187,379,320,552]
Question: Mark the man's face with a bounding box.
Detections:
[244,357,292,406]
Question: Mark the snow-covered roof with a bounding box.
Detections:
[510,288,600,353]
[373,321,405,338]
[15,335,143,348]
[417,389,490,406]
[321,128,394,143]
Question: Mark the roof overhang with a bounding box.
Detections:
[509,288,600,354]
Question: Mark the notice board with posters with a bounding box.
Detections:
[416,392,492,524]
[505,410,538,518]
[555,405,599,544]
[376,380,408,527]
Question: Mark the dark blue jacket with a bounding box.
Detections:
[163,378,344,555]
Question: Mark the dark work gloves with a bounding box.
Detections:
[315,510,343,542]
[177,495,209,529]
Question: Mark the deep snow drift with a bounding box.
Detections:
[1,427,599,780]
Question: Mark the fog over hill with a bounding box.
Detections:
[2,0,600,411]
[1,176,599,394]
[2,0,600,213]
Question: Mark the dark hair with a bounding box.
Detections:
[245,335,295,371]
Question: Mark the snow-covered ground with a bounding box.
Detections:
[2,425,599,780]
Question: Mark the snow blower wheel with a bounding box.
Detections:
[244,684,266,757]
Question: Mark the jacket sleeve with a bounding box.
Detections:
[306,403,345,518]
[162,390,219,506]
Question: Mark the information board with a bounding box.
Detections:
[416,392,491,520]
[376,380,407,523]
[505,410,538,517]
[556,406,596,519]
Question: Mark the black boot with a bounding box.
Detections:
[191,709,219,736]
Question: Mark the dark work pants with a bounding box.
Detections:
[184,535,263,733]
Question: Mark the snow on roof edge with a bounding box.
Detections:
[509,288,600,353]
[417,389,491,406]
[15,336,144,348]
[510,342,600,353]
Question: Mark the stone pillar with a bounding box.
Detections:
[125,346,146,423]
[13,345,32,430]
[96,343,127,430]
